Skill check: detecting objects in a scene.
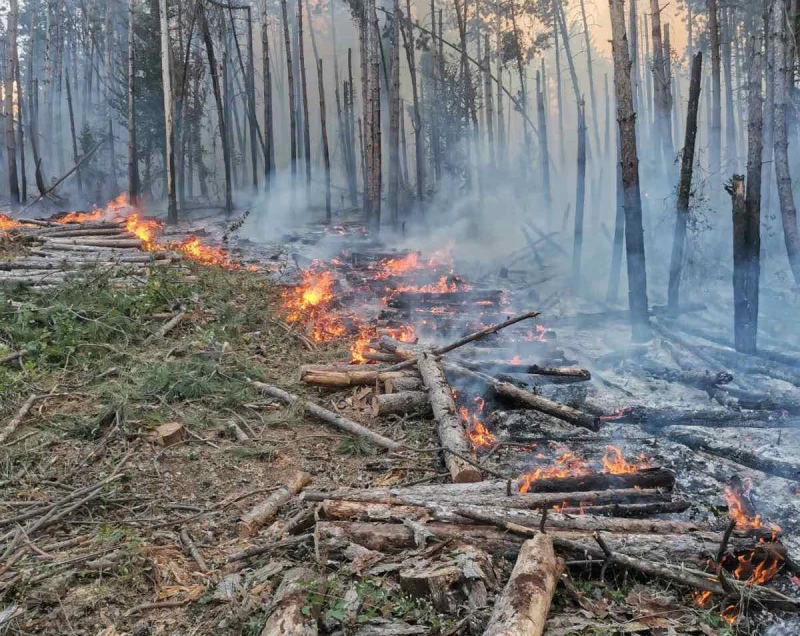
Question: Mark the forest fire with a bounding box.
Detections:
[282,269,347,342]
[55,209,105,224]
[175,237,232,266]
[0,214,26,233]
[601,446,651,474]
[125,212,162,249]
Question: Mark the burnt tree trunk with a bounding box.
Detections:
[261,0,274,182]
[28,78,46,196]
[280,0,297,179]
[403,0,424,203]
[318,59,331,224]
[5,0,20,207]
[649,0,673,166]
[537,70,551,207]
[64,74,83,196]
[609,0,651,341]
[128,0,140,206]
[667,52,703,313]
[707,0,722,208]
[484,33,495,169]
[721,7,736,171]
[388,0,401,225]
[578,0,600,152]
[772,1,800,285]
[572,99,587,291]
[297,0,311,188]
[607,125,625,303]
[15,57,26,203]
[159,0,177,222]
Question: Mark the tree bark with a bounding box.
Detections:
[317,59,331,223]
[707,0,722,208]
[28,78,46,196]
[609,0,651,341]
[721,7,736,171]
[650,0,673,166]
[5,0,20,207]
[128,0,140,206]
[297,0,311,188]
[388,0,401,225]
[64,74,83,197]
[735,36,763,354]
[578,0,600,153]
[239,471,312,537]
[15,55,26,203]
[484,34,495,169]
[159,0,177,223]
[371,391,430,416]
[772,1,800,285]
[572,99,587,291]
[483,535,562,636]
[200,5,233,215]
[536,70,550,208]
[280,0,297,179]
[551,0,564,165]
[667,52,703,313]
[259,567,320,636]
[261,0,274,182]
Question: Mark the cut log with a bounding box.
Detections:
[605,405,784,428]
[239,471,312,537]
[304,486,669,510]
[482,534,562,636]
[315,521,776,565]
[259,567,320,636]
[299,366,417,387]
[514,467,675,494]
[445,364,600,431]
[454,358,590,379]
[384,376,423,393]
[152,421,186,446]
[559,500,691,517]
[250,381,403,451]
[636,365,734,390]
[371,391,430,417]
[319,500,713,536]
[414,352,482,483]
[387,290,504,309]
[43,238,143,248]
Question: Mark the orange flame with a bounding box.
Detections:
[518,451,593,493]
[174,236,232,266]
[601,446,651,474]
[458,396,496,449]
[395,275,470,294]
[379,252,420,276]
[125,213,163,250]
[283,269,347,342]
[0,214,25,233]
[524,324,550,342]
[55,209,105,224]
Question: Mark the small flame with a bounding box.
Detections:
[524,324,550,342]
[601,446,651,474]
[395,274,471,294]
[518,452,593,493]
[459,397,496,449]
[0,214,25,233]
[125,213,163,250]
[175,236,232,266]
[510,355,522,364]
[283,269,347,343]
[379,252,419,276]
[55,209,105,224]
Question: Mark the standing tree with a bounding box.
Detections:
[707,0,722,207]
[609,0,651,340]
[128,0,140,206]
[4,0,20,207]
[159,0,177,223]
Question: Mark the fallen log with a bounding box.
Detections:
[445,364,600,431]
[559,500,691,517]
[260,567,321,636]
[387,290,505,309]
[635,365,734,390]
[371,391,430,417]
[0,395,40,445]
[315,521,778,566]
[43,238,143,249]
[697,345,800,386]
[483,534,562,636]
[454,358,590,379]
[415,352,482,483]
[304,486,669,510]
[606,406,784,428]
[712,386,800,414]
[249,381,403,451]
[319,500,712,535]
[239,471,313,537]
[517,467,675,494]
[381,310,542,372]
[299,365,418,387]
[38,243,140,253]
[385,376,424,392]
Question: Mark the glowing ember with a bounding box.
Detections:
[458,397,496,449]
[174,236,231,266]
[510,355,522,364]
[55,209,105,224]
[125,213,163,250]
[395,275,470,294]
[377,252,420,277]
[524,324,550,342]
[283,269,346,343]
[350,329,373,364]
[601,446,651,474]
[599,406,635,422]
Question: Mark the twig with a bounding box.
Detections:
[716,519,737,564]
[226,533,312,562]
[180,528,208,572]
[0,395,40,445]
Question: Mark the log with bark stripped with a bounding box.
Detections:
[239,471,312,537]
[371,391,431,416]
[259,567,321,635]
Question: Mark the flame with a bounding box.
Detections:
[510,355,522,364]
[395,275,471,294]
[378,252,420,276]
[350,329,373,363]
[599,406,635,422]
[0,214,25,233]
[174,236,232,266]
[125,213,163,250]
[693,590,713,608]
[524,324,550,342]
[55,209,105,224]
[721,605,738,625]
[283,269,347,342]
[518,451,593,493]
[601,446,651,475]
[458,396,496,449]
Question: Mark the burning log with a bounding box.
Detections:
[249,381,402,451]
[300,366,418,388]
[415,352,482,483]
[445,364,600,431]
[386,289,504,309]
[260,567,321,635]
[239,471,312,537]
[453,358,590,379]
[482,534,562,636]
[371,391,431,416]
[518,467,675,494]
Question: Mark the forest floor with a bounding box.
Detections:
[0,239,786,635]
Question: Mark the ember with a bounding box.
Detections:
[458,396,496,449]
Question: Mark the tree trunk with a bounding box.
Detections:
[537,70,551,208]
[649,0,673,166]
[347,48,358,198]
[159,0,177,222]
[609,0,651,341]
[772,2,800,285]
[721,7,737,171]
[318,59,331,223]
[667,52,703,313]
[297,0,311,188]
[551,0,564,165]
[280,0,297,179]
[128,0,140,206]
[365,0,382,231]
[261,0,274,183]
[484,33,495,169]
[578,0,600,153]
[64,74,82,196]
[402,0,424,203]
[761,3,776,237]
[15,57,26,203]
[4,0,20,207]
[707,0,722,208]
[606,124,625,303]
[28,78,47,196]
[554,0,581,106]
[388,0,401,225]
[246,8,259,192]
[572,99,586,291]
[199,5,233,214]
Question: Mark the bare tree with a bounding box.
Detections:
[4,0,20,207]
[401,0,425,203]
[261,0,274,182]
[128,0,140,206]
[317,59,331,223]
[609,0,651,340]
[297,0,311,187]
[649,0,673,165]
[707,0,722,206]
[572,99,587,291]
[388,0,401,225]
[280,0,297,178]
[160,0,177,222]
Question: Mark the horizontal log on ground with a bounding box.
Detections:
[316,521,778,565]
[304,486,669,510]
[387,290,505,309]
[299,366,419,387]
[453,358,590,379]
[239,471,312,537]
[713,387,800,414]
[0,275,70,286]
[371,391,431,416]
[664,425,800,481]
[445,364,600,431]
[361,351,401,363]
[697,345,800,386]
[607,406,785,428]
[250,381,403,451]
[636,365,734,389]
[385,376,424,392]
[32,227,127,239]
[559,500,691,517]
[519,467,675,494]
[43,238,144,248]
[38,243,141,253]
[319,500,713,535]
